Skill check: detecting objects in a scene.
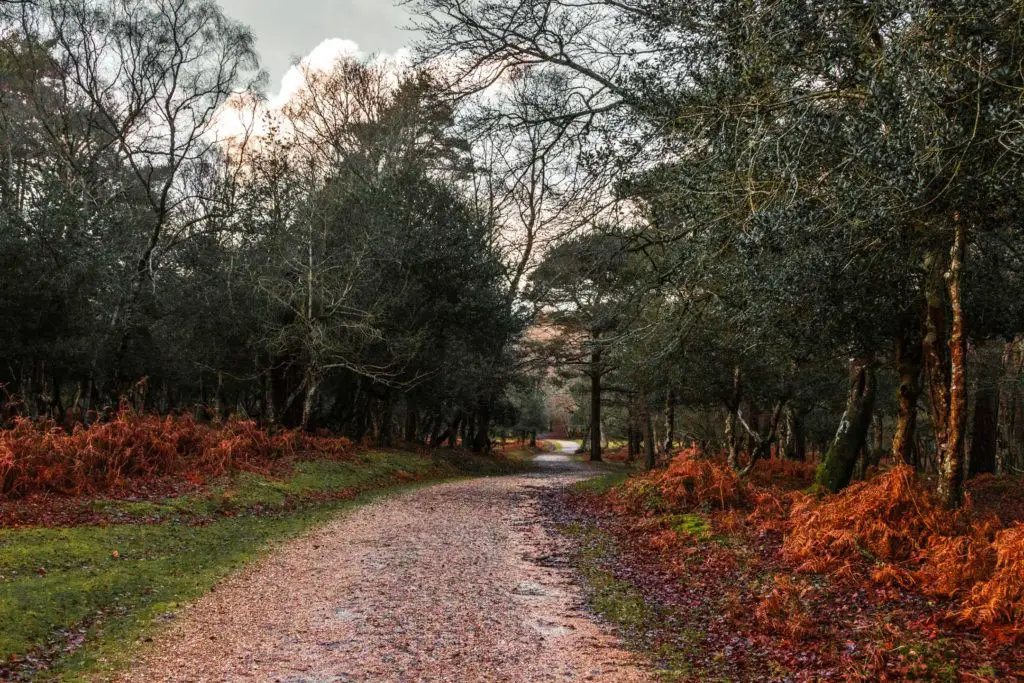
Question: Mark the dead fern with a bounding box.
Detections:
[614,447,749,514]
[0,412,353,499]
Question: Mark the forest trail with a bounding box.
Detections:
[117,442,651,682]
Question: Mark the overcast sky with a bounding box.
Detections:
[218,0,418,95]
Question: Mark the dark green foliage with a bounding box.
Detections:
[410,0,1024,494]
[0,3,525,445]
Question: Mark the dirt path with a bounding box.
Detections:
[118,442,651,682]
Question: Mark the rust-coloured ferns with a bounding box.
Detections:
[960,523,1024,641]
[782,465,1022,640]
[615,447,750,514]
[605,449,1024,643]
[0,413,353,499]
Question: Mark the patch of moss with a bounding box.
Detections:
[894,640,959,682]
[89,500,176,519]
[500,448,537,463]
[572,472,631,496]
[667,513,711,541]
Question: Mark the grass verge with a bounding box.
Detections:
[560,475,707,681]
[0,449,526,681]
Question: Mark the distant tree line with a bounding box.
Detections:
[0,0,545,450]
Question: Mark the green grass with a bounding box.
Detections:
[572,471,632,496]
[496,447,537,463]
[668,513,712,541]
[562,521,706,681]
[0,449,526,681]
[893,639,959,682]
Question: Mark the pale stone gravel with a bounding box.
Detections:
[116,446,651,682]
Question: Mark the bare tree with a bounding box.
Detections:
[16,0,262,403]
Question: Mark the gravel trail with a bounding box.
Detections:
[118,443,651,682]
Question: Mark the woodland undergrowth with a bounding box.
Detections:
[613,450,1023,642]
[582,448,1024,679]
[0,411,354,500]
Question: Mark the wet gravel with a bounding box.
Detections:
[117,445,651,682]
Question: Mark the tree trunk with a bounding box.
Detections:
[996,337,1024,474]
[725,366,742,470]
[378,395,394,448]
[627,399,638,461]
[71,381,84,425]
[404,395,418,443]
[816,357,878,492]
[871,413,885,463]
[431,419,451,447]
[50,371,64,423]
[214,371,227,422]
[923,249,952,458]
[448,415,462,448]
[580,418,591,453]
[779,409,792,458]
[642,396,656,471]
[725,407,739,469]
[786,409,808,461]
[856,413,884,481]
[467,414,477,448]
[300,371,319,433]
[261,370,276,427]
[738,401,784,476]
[590,347,603,463]
[938,218,968,508]
[892,327,924,464]
[663,390,675,454]
[22,361,39,420]
[472,401,491,453]
[743,407,759,458]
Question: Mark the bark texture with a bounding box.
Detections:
[589,347,603,463]
[725,366,742,470]
[892,328,924,465]
[816,358,877,492]
[996,338,1024,474]
[663,390,675,454]
[938,219,967,508]
[642,397,656,471]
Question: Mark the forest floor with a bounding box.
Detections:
[110,440,651,682]
[0,447,535,680]
[16,437,1017,682]
[550,465,1024,682]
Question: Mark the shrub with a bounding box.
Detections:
[754,575,815,641]
[960,523,1024,641]
[748,457,817,489]
[0,413,353,499]
[615,448,749,514]
[783,466,997,590]
[782,465,1024,640]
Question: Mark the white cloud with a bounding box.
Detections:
[271,38,364,107]
[212,38,413,144]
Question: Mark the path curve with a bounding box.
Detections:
[118,442,651,682]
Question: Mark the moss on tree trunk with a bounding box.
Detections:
[816,358,877,492]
